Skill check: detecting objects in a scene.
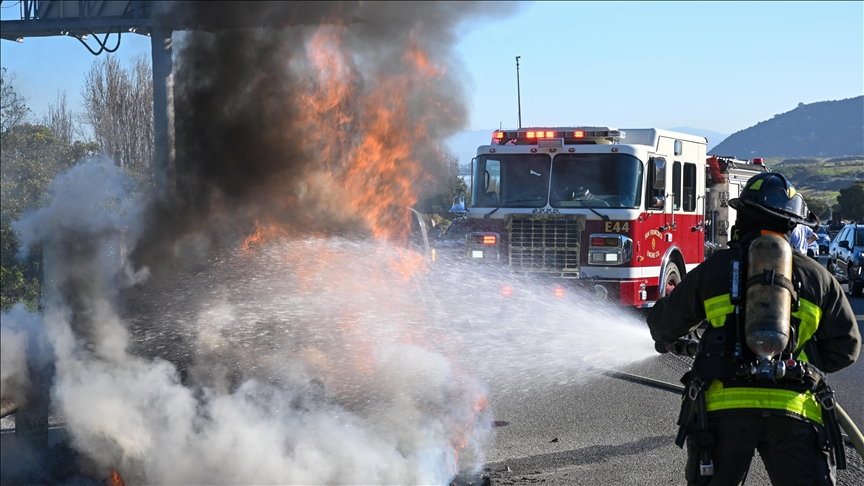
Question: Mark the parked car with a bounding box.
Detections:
[826,223,864,297]
[807,239,819,260]
[815,226,831,254]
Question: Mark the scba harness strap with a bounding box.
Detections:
[745,269,798,307]
[675,374,714,476]
[811,371,847,470]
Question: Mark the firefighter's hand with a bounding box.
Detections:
[655,341,673,354]
[655,339,699,357]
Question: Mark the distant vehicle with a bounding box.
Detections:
[826,223,864,297]
[806,239,819,260]
[815,226,831,254]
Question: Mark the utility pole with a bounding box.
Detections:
[516,56,522,128]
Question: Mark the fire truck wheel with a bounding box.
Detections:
[663,263,681,296]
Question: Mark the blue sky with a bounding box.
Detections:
[2,1,862,137]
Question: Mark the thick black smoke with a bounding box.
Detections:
[134,1,496,270]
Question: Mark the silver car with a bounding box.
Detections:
[815,226,831,254]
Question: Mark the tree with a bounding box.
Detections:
[1,67,30,133]
[802,194,832,223]
[1,123,99,309]
[80,55,154,183]
[40,90,76,143]
[837,181,864,221]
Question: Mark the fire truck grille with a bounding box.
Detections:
[507,215,585,275]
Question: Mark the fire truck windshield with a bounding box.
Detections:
[471,153,643,209]
[472,154,551,208]
[549,153,643,209]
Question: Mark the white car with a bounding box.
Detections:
[807,239,819,260]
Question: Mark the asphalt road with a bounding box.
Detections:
[477,254,864,486]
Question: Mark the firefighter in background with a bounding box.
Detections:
[647,172,860,485]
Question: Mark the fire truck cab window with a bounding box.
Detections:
[672,161,682,210]
[683,162,697,212]
[472,154,550,208]
[646,157,666,209]
[550,153,643,209]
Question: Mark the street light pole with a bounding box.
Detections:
[516,56,522,128]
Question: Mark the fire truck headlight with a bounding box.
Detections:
[590,251,622,264]
[466,232,500,261]
[588,234,632,265]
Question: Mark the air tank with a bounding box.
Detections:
[745,234,793,358]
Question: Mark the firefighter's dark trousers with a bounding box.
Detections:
[685,413,835,486]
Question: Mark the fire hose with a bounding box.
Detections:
[588,357,864,460]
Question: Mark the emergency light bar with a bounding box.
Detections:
[491,127,625,145]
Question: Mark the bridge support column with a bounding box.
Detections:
[151,28,175,195]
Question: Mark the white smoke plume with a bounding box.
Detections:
[2,156,490,485]
[0,306,40,406]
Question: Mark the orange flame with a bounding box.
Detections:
[297,25,454,244]
[444,388,489,476]
[242,220,291,252]
[240,23,455,283]
[107,469,126,486]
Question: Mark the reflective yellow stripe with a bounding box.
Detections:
[705,380,823,424]
[704,294,734,328]
[792,298,821,354]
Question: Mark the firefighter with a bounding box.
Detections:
[647,172,860,485]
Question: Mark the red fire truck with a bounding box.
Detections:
[434,127,768,308]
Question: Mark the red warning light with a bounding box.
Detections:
[591,237,606,246]
[526,131,536,138]
[554,287,565,298]
[545,131,555,138]
[502,286,513,297]
[574,131,585,138]
[493,131,505,139]
[482,235,497,245]
[752,158,764,165]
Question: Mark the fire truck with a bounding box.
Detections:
[433,127,768,308]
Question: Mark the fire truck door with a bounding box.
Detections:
[642,156,671,264]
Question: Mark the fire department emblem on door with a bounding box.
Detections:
[645,229,663,258]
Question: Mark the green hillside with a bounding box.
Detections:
[764,156,863,221]
[712,96,863,158]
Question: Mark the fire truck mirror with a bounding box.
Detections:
[650,157,667,190]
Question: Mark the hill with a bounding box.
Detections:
[711,96,864,158]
